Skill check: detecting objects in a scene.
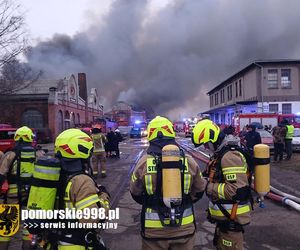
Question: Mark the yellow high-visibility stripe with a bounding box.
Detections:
[64,182,72,201]
[145,214,194,228]
[21,152,35,157]
[222,166,247,174]
[184,158,189,173]
[75,194,100,210]
[99,198,110,209]
[209,205,250,217]
[0,236,11,242]
[131,173,137,182]
[65,202,73,209]
[145,175,153,195]
[218,183,225,199]
[184,174,191,194]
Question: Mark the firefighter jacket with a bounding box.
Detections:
[0,148,44,203]
[206,149,251,226]
[64,174,110,223]
[91,133,107,153]
[130,153,207,239]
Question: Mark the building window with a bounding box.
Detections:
[58,110,63,132]
[269,104,278,113]
[235,81,238,98]
[65,111,70,129]
[220,89,225,103]
[267,69,278,88]
[215,93,219,105]
[210,95,213,107]
[227,84,232,101]
[282,103,292,114]
[239,79,242,96]
[281,69,291,88]
[22,109,43,128]
[77,113,80,124]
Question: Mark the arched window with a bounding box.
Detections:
[22,109,43,128]
[57,110,63,132]
[65,111,70,129]
[71,112,75,127]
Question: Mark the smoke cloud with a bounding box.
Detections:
[25,0,300,119]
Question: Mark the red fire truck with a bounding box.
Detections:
[234,113,300,132]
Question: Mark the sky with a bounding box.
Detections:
[19,0,300,119]
[24,0,111,41]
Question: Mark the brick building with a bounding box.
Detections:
[0,73,103,141]
[204,60,300,124]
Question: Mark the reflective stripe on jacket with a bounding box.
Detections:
[144,206,194,228]
[208,201,251,217]
[144,155,194,229]
[64,178,101,210]
[207,150,251,225]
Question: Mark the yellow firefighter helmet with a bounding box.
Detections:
[147,116,175,142]
[55,128,93,159]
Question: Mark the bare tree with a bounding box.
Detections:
[0,0,26,66]
[0,1,42,95]
[0,59,42,94]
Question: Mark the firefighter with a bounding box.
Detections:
[0,126,44,250]
[282,119,294,160]
[54,128,110,249]
[91,127,108,177]
[192,119,251,250]
[130,116,207,250]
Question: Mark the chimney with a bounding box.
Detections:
[78,73,88,124]
[78,73,87,101]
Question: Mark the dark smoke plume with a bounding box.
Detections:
[25,0,300,119]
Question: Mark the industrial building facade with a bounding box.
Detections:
[205,60,300,124]
[104,101,147,127]
[0,73,103,141]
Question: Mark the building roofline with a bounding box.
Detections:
[207,59,300,95]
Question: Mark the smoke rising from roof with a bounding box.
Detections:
[25,0,300,119]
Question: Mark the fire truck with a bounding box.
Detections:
[233,113,300,132]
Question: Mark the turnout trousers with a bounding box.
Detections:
[142,234,195,250]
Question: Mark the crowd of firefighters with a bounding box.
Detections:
[0,114,275,250]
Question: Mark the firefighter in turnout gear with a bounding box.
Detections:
[54,128,110,250]
[91,127,108,177]
[0,126,44,250]
[130,116,207,250]
[192,120,251,250]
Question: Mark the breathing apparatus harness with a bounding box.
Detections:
[27,156,108,250]
[142,147,195,235]
[5,144,36,205]
[205,141,254,233]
